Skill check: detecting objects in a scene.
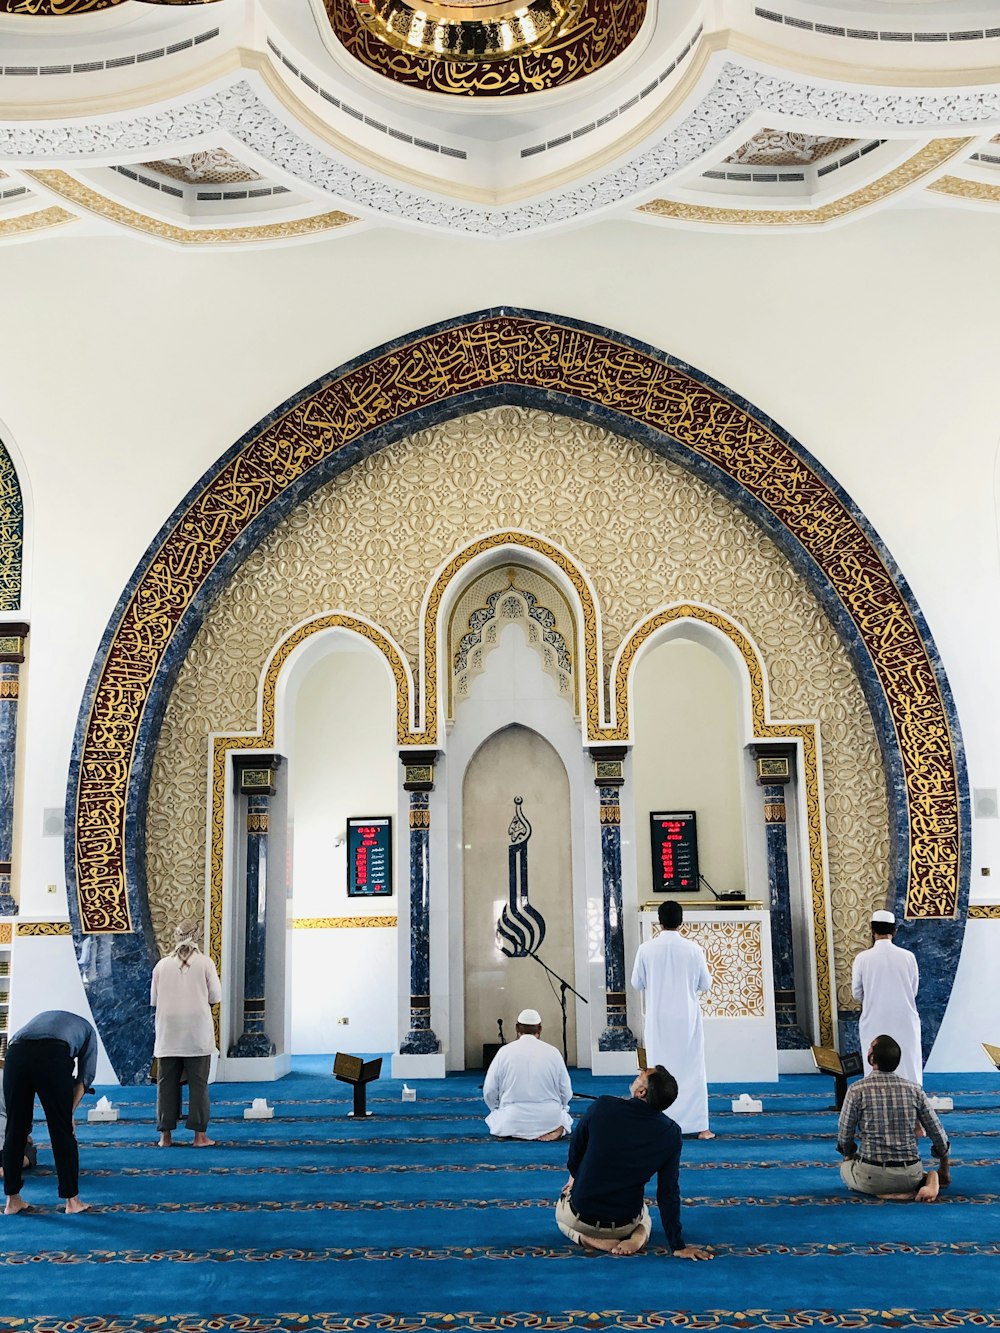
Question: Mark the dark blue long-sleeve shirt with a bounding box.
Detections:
[9,1010,98,1090]
[567,1095,685,1251]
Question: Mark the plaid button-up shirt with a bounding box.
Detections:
[837,1069,949,1163]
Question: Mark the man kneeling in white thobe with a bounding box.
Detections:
[483,1009,573,1142]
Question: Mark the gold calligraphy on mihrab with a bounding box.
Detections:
[77,316,960,938]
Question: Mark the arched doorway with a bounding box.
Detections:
[462,723,575,1068]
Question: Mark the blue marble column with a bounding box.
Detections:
[228,759,281,1058]
[0,625,28,917]
[593,751,637,1052]
[400,752,440,1054]
[753,749,808,1049]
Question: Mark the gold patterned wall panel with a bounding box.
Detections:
[146,406,888,1006]
[679,920,766,1019]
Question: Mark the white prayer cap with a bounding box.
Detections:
[517,1008,542,1025]
[871,909,895,925]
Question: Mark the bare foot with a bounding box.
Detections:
[537,1127,569,1142]
[610,1234,646,1256]
[577,1235,622,1253]
[193,1134,216,1148]
[4,1195,29,1215]
[158,1133,173,1148]
[64,1197,90,1214]
[697,1130,716,1140]
[916,1170,940,1202]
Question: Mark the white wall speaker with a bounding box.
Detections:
[973,788,998,819]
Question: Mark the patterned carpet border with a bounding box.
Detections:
[74,1133,1000,1148]
[4,1241,1000,1264]
[37,1192,999,1214]
[2,1313,1000,1332]
[69,1159,997,1177]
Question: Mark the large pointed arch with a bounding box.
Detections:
[66,309,969,1081]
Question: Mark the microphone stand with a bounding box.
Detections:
[524,950,588,1066]
[700,873,746,904]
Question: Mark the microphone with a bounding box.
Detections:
[699,874,746,903]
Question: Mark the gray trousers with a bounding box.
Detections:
[156,1055,212,1133]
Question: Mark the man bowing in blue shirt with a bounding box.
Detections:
[3,1010,98,1215]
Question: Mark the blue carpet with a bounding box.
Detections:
[2,1063,999,1333]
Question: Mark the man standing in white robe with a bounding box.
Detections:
[852,909,922,1087]
[631,900,714,1139]
[483,1009,573,1141]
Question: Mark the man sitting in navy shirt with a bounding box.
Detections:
[555,1065,713,1259]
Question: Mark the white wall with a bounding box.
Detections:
[286,642,398,1054]
[631,637,745,902]
[1,206,997,1064]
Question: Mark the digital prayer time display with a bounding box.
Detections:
[346,817,392,898]
[650,811,699,893]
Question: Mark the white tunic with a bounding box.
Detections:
[852,938,922,1086]
[482,1035,573,1139]
[150,951,222,1058]
[631,929,712,1134]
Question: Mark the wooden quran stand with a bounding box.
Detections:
[333,1053,383,1118]
[982,1042,1000,1070]
[811,1045,864,1110]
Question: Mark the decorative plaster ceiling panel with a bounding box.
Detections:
[0,65,998,235]
[28,168,358,244]
[641,139,971,228]
[725,131,857,167]
[144,149,261,185]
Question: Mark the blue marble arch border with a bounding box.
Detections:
[64,308,969,1083]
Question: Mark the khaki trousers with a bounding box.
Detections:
[555,1191,652,1248]
[840,1157,924,1196]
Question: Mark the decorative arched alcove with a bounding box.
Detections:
[64,310,968,1082]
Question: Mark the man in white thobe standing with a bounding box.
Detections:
[631,900,714,1139]
[483,1008,573,1141]
[852,909,922,1087]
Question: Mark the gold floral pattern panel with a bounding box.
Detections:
[678,920,766,1019]
[146,406,888,1004]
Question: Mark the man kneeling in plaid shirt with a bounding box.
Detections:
[837,1033,950,1202]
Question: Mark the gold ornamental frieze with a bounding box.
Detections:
[325,0,645,96]
[15,921,72,936]
[74,313,962,943]
[293,916,397,929]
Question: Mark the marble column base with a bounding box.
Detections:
[399,1028,440,1055]
[227,1032,276,1058]
[838,1012,861,1055]
[598,1024,637,1052]
[0,888,15,915]
[776,1022,811,1050]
